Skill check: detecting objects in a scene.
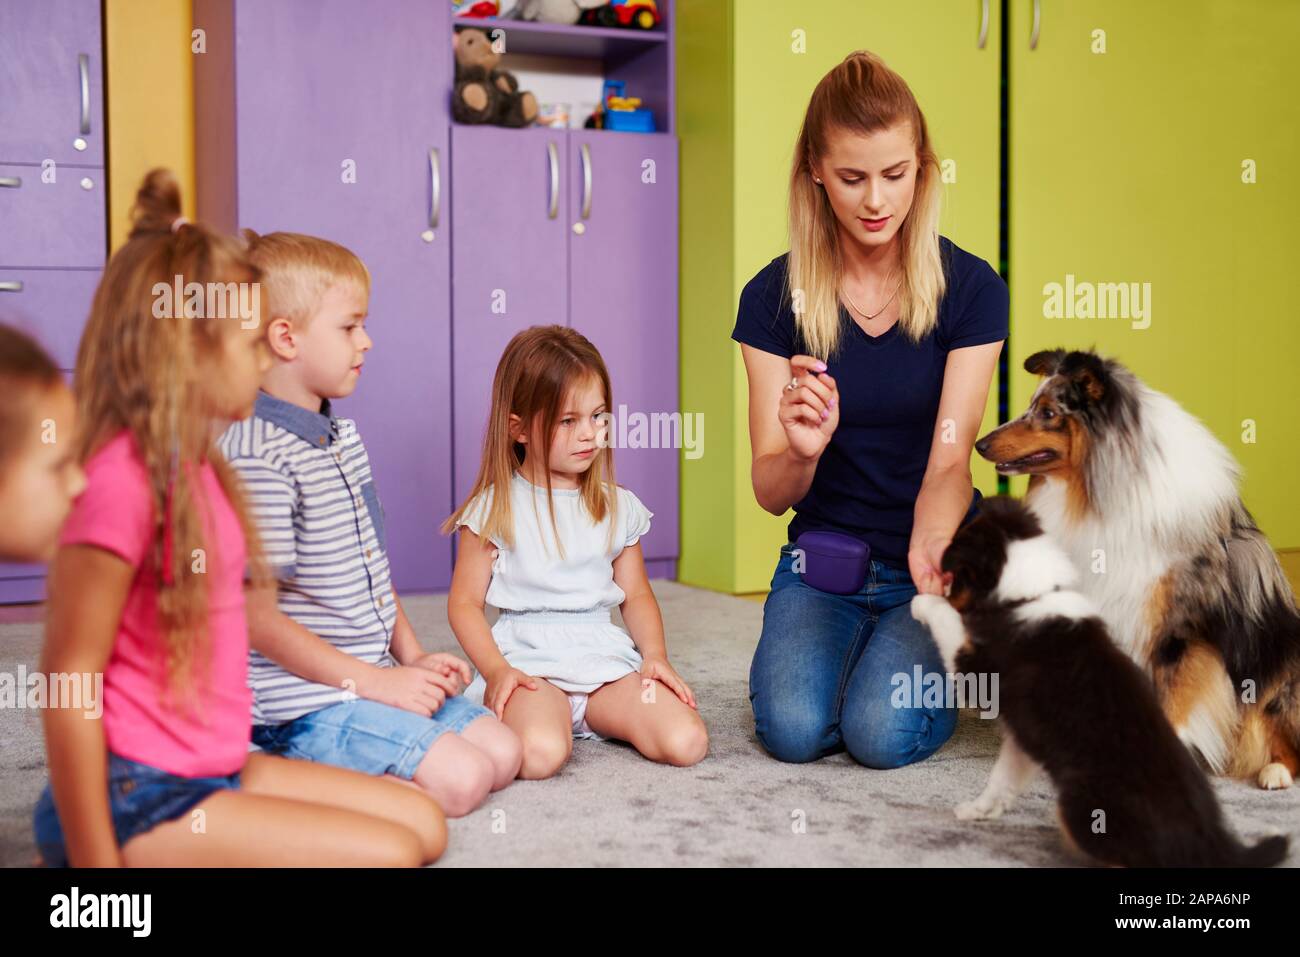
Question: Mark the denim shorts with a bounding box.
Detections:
[250,694,493,779]
[32,753,242,867]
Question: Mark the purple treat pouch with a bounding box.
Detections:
[793,530,870,595]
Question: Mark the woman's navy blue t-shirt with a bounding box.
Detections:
[731,236,1009,569]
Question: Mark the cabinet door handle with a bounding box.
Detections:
[429,147,441,230]
[1030,0,1041,50]
[0,176,22,189]
[79,54,91,134]
[580,142,592,220]
[547,141,559,219]
[978,0,989,48]
[0,281,23,293]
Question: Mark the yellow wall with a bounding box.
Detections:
[105,0,195,252]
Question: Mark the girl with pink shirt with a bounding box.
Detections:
[30,170,446,867]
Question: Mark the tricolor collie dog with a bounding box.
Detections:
[975,348,1300,790]
[910,497,1289,868]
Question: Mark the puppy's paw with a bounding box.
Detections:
[1258,762,1294,790]
[955,792,1009,821]
[910,593,945,625]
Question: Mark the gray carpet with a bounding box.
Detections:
[2,580,1296,867]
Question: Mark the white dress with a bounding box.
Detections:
[458,471,653,738]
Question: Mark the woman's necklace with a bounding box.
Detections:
[841,266,901,321]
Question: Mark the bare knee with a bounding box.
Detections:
[661,719,709,767]
[480,725,524,788]
[414,748,495,817]
[492,734,524,788]
[372,825,426,868]
[519,730,571,779]
[405,792,449,863]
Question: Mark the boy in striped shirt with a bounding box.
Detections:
[218,231,521,816]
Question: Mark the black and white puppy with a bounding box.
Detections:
[910,496,1289,868]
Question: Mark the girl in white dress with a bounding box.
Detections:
[443,326,708,779]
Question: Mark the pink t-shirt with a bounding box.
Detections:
[58,430,251,777]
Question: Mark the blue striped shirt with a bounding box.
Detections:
[218,391,397,724]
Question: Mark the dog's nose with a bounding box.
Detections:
[975,435,991,456]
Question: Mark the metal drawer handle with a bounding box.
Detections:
[0,281,24,293]
[1030,0,1041,50]
[0,176,22,189]
[547,141,559,219]
[978,0,989,49]
[429,147,441,230]
[79,54,91,134]
[580,142,592,220]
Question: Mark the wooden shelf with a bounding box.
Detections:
[453,16,667,59]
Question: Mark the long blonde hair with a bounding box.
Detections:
[787,50,946,359]
[442,325,618,559]
[73,168,268,698]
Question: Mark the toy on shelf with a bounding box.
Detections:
[452,0,501,18]
[579,0,661,30]
[452,27,538,127]
[537,102,571,128]
[587,79,654,132]
[516,0,607,25]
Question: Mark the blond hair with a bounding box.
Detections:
[240,230,370,327]
[788,50,946,359]
[74,168,269,700]
[442,325,618,559]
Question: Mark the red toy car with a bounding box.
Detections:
[581,0,661,31]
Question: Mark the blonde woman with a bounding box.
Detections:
[732,52,1008,767]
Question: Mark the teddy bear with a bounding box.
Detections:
[452,27,538,128]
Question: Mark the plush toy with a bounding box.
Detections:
[452,27,538,128]
[516,0,607,26]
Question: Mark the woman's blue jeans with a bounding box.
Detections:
[749,543,957,767]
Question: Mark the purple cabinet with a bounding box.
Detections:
[567,131,678,565]
[0,268,100,370]
[0,564,46,604]
[0,0,105,602]
[0,0,104,167]
[0,163,106,268]
[195,0,454,592]
[450,126,679,573]
[450,126,571,508]
[193,3,680,592]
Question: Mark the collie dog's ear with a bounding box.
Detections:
[1024,349,1065,376]
[1063,351,1109,404]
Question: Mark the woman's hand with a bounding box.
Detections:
[908,537,953,597]
[778,355,840,462]
[639,656,696,709]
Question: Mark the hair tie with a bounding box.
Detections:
[170,215,190,233]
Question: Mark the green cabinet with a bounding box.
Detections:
[1008,0,1300,546]
[679,0,1004,593]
